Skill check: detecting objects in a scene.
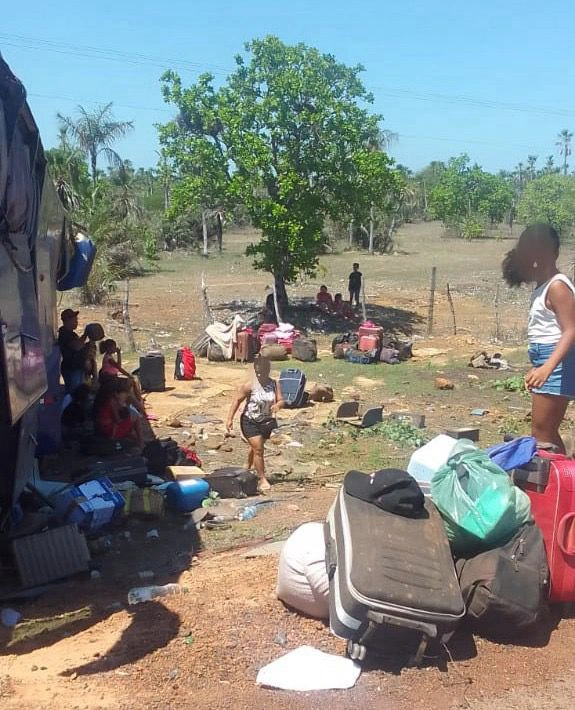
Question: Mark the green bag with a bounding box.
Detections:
[431,440,532,555]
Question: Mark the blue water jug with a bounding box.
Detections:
[166,479,210,512]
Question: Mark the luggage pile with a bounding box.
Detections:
[257,323,318,363]
[332,321,412,365]
[326,435,575,664]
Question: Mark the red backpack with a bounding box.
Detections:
[174,347,196,380]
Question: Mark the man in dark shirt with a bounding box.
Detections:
[348,263,362,307]
[58,309,88,393]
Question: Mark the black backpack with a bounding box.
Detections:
[279,368,307,408]
[456,522,549,636]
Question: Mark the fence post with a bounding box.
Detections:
[426,267,437,336]
[494,283,501,342]
[123,279,137,352]
[446,283,457,336]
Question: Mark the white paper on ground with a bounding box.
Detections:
[256,645,361,691]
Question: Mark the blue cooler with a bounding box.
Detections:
[54,477,125,533]
[166,479,209,512]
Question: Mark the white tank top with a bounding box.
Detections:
[243,377,276,421]
[528,273,575,344]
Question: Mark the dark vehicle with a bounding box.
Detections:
[0,55,77,519]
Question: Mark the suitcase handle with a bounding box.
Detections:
[557,512,575,556]
[367,610,437,639]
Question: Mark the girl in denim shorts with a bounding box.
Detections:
[503,224,575,453]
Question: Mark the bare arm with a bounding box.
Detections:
[526,281,575,389]
[69,332,88,351]
[226,381,252,431]
[271,380,285,414]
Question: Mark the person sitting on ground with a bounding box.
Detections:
[348,262,362,307]
[99,339,146,414]
[276,522,330,620]
[259,292,278,325]
[226,355,285,494]
[93,378,144,449]
[316,285,334,309]
[58,309,90,394]
[503,223,575,453]
[333,292,354,319]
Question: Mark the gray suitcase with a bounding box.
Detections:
[326,478,465,664]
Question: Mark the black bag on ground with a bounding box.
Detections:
[143,437,179,475]
[456,522,549,635]
[344,469,425,519]
[279,368,307,408]
[292,337,318,362]
[81,454,148,485]
[206,467,259,498]
[207,341,226,362]
[331,332,355,352]
[139,351,166,392]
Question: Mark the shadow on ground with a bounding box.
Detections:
[214,299,423,338]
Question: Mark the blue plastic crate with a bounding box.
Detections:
[54,477,125,533]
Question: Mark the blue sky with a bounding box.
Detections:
[2,0,573,173]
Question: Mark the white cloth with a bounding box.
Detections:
[276,522,330,620]
[205,315,244,359]
[256,646,361,691]
[528,273,575,344]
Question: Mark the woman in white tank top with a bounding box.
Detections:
[226,355,285,493]
[503,224,575,453]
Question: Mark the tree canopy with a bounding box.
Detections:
[428,155,513,238]
[518,173,575,235]
[158,35,396,296]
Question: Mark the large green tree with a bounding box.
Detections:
[518,173,575,235]
[158,36,391,300]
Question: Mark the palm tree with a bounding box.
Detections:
[57,103,134,197]
[556,129,573,176]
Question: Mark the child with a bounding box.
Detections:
[348,263,362,307]
[502,224,575,452]
[334,293,354,319]
[99,339,145,414]
[316,285,334,309]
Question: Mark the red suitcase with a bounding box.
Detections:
[513,452,575,603]
[234,330,257,363]
[359,334,380,353]
[358,322,384,341]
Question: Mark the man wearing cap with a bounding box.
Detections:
[58,309,88,393]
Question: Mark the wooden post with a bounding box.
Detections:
[201,272,214,324]
[348,220,353,248]
[494,283,501,342]
[446,283,457,336]
[201,209,209,258]
[361,278,367,323]
[123,279,137,352]
[426,267,437,336]
[371,205,375,253]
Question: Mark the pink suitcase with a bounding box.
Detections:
[358,334,380,353]
[358,322,384,341]
[513,451,575,603]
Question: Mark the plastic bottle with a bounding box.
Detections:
[128,583,183,605]
[238,505,258,521]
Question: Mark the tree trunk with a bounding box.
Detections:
[91,151,98,206]
[274,273,288,309]
[348,220,353,247]
[216,212,223,252]
[202,209,209,258]
[422,179,428,211]
[368,204,375,254]
[164,182,170,211]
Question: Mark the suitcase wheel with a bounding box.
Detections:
[346,640,366,662]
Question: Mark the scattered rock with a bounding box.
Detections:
[274,631,288,647]
[435,377,455,391]
[166,418,183,428]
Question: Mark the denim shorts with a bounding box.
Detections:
[528,343,575,398]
